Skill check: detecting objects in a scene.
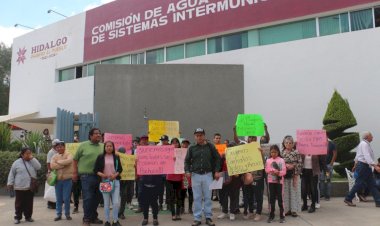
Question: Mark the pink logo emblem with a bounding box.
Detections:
[16,47,27,64]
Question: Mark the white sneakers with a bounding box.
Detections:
[254,214,261,221]
[229,214,235,221]
[217,213,227,219]
[316,203,321,209]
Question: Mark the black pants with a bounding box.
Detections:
[253,178,264,214]
[301,169,319,207]
[141,185,160,220]
[243,184,254,214]
[15,190,34,220]
[72,179,81,208]
[168,181,182,216]
[159,178,168,206]
[119,180,135,215]
[220,179,240,214]
[180,188,193,210]
[268,183,284,218]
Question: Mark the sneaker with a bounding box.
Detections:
[229,214,235,221]
[25,218,34,222]
[279,218,285,223]
[358,194,368,202]
[205,218,215,226]
[153,219,159,226]
[217,213,227,219]
[73,207,79,214]
[301,205,308,211]
[14,219,20,224]
[243,213,251,220]
[267,217,274,223]
[141,219,148,226]
[112,221,122,226]
[54,216,62,221]
[315,203,320,209]
[104,222,111,226]
[191,221,201,226]
[254,214,261,221]
[66,216,72,220]
[308,206,316,213]
[91,218,104,224]
[344,199,356,207]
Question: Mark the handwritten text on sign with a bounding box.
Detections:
[137,145,175,175]
[65,143,80,156]
[104,133,133,154]
[174,148,188,174]
[119,153,136,180]
[296,130,327,155]
[226,142,264,176]
[235,114,265,136]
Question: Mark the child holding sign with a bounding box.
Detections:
[265,145,286,223]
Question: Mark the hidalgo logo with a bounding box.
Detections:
[16,47,27,64]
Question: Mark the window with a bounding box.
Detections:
[58,68,75,82]
[350,9,373,31]
[259,19,316,45]
[87,62,99,77]
[248,30,259,47]
[375,7,380,27]
[132,53,145,64]
[185,40,205,58]
[75,66,83,79]
[223,32,248,51]
[102,55,131,64]
[146,48,164,64]
[82,65,87,77]
[207,37,222,54]
[166,44,184,61]
[319,13,350,36]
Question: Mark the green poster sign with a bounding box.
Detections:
[235,114,265,136]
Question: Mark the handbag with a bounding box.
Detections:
[23,160,39,193]
[47,170,57,186]
[99,156,118,193]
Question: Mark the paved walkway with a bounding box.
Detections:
[0,196,378,226]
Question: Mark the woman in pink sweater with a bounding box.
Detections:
[265,145,286,223]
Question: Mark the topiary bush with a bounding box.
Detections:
[0,151,47,188]
[323,90,360,177]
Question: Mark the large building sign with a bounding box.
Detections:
[84,0,378,62]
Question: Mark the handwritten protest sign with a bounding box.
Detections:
[215,144,227,156]
[174,148,187,174]
[148,120,180,142]
[296,130,327,155]
[104,133,133,154]
[235,114,265,136]
[119,153,136,180]
[65,143,80,156]
[137,145,175,175]
[226,142,264,175]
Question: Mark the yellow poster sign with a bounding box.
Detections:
[225,142,264,176]
[148,120,180,142]
[119,153,136,180]
[65,143,80,156]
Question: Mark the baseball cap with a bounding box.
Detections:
[194,128,205,134]
[140,135,149,139]
[181,138,190,144]
[52,139,61,146]
[159,135,169,141]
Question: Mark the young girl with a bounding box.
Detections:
[265,145,286,223]
[94,141,123,226]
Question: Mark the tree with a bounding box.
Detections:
[323,90,360,177]
[0,42,11,115]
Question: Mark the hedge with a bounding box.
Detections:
[0,151,47,187]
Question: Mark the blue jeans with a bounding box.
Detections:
[319,165,333,199]
[191,172,213,221]
[55,179,72,217]
[345,162,380,205]
[81,174,101,222]
[102,180,120,222]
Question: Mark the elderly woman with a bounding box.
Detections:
[7,147,41,224]
[281,135,303,217]
[50,141,73,221]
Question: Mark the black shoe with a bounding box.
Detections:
[301,205,308,211]
[191,221,201,226]
[119,213,126,220]
[344,199,356,207]
[66,215,72,220]
[25,218,34,222]
[205,218,215,226]
[91,218,103,224]
[14,219,20,224]
[141,219,148,226]
[112,221,121,226]
[279,217,285,223]
[73,207,79,214]
[54,216,62,221]
[308,206,316,213]
[153,219,159,226]
[267,217,274,223]
[104,222,111,226]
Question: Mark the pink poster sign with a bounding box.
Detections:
[137,145,175,175]
[296,130,327,155]
[104,133,133,154]
[174,148,188,174]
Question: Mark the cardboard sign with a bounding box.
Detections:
[118,153,136,180]
[148,120,180,142]
[65,143,80,156]
[296,130,328,155]
[215,144,227,155]
[137,145,175,175]
[104,133,133,154]
[235,114,265,136]
[226,142,264,176]
[174,148,187,174]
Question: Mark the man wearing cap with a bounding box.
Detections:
[134,135,149,214]
[185,128,221,226]
[46,139,60,209]
[158,135,170,210]
[73,128,104,226]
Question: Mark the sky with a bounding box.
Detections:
[0,0,115,47]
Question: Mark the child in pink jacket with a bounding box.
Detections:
[265,145,286,223]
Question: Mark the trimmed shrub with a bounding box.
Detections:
[0,122,11,151]
[0,151,47,188]
[323,90,359,177]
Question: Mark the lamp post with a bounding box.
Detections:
[47,9,67,18]
[14,24,35,29]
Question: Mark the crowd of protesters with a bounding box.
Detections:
[6,126,380,226]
